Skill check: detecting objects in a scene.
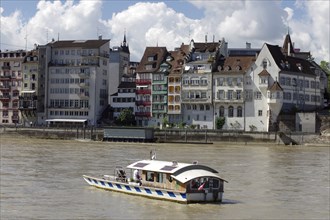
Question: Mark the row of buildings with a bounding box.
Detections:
[0,33,328,132]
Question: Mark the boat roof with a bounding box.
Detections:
[127,159,226,183]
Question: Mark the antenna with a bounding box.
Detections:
[57,33,60,41]
[24,26,28,50]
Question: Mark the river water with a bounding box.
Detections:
[0,134,329,220]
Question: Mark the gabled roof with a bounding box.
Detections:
[266,44,315,76]
[47,39,110,48]
[258,69,271,76]
[136,47,168,73]
[269,81,283,92]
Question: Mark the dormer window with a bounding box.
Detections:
[262,59,267,69]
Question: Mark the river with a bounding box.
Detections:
[0,134,329,219]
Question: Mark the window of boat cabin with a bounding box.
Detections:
[156,173,165,183]
[146,172,154,182]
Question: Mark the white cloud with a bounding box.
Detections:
[0,0,328,63]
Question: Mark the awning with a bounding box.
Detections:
[21,90,36,93]
[184,66,191,71]
[45,119,87,123]
[171,169,226,184]
[137,85,148,88]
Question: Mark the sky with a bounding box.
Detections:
[0,0,329,63]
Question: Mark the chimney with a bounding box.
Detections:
[246,42,251,49]
[98,35,102,40]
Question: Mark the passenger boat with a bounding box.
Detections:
[83,152,227,203]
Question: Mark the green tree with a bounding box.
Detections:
[215,117,225,129]
[115,108,136,126]
[320,61,330,98]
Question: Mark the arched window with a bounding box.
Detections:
[237,106,243,117]
[228,106,234,117]
[219,106,225,117]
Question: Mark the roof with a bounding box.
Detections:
[218,55,256,72]
[258,69,271,76]
[172,169,224,184]
[192,41,220,53]
[47,39,110,48]
[269,81,283,92]
[136,47,168,73]
[118,81,136,89]
[282,33,295,55]
[127,159,225,183]
[266,44,315,76]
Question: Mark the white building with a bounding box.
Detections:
[40,39,110,126]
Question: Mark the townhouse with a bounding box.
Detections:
[19,49,39,126]
[135,47,168,127]
[40,39,110,126]
[0,50,26,125]
[181,39,228,129]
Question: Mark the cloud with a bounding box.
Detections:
[0,0,328,63]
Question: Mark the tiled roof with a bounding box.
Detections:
[47,39,110,48]
[193,42,220,53]
[269,81,283,92]
[168,49,185,75]
[218,55,256,72]
[136,47,168,73]
[258,69,271,76]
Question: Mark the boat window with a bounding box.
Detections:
[146,172,154,182]
[212,179,219,188]
[191,178,209,189]
[156,173,165,183]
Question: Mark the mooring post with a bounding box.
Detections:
[185,129,187,142]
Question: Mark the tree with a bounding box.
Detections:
[320,61,330,98]
[115,108,136,126]
[320,61,330,75]
[215,117,225,129]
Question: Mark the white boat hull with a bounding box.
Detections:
[83,175,223,203]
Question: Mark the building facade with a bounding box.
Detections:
[40,39,110,126]
[0,50,26,125]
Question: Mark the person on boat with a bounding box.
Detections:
[133,169,142,185]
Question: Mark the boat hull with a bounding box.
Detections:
[83,175,223,203]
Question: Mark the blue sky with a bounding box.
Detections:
[0,0,329,62]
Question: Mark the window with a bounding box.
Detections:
[227,90,233,100]
[219,106,224,117]
[228,106,234,117]
[255,91,262,100]
[237,106,243,117]
[258,110,262,116]
[262,59,267,69]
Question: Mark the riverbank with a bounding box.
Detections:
[1,126,329,146]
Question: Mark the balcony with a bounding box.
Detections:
[136,89,151,95]
[78,73,90,78]
[12,116,19,121]
[79,83,90,88]
[0,85,11,90]
[0,75,11,80]
[152,79,167,84]
[0,95,10,100]
[1,66,11,70]
[152,109,167,114]
[136,79,151,85]
[135,112,151,117]
[152,90,167,95]
[135,101,151,106]
[152,99,167,104]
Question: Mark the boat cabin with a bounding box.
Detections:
[126,160,226,193]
